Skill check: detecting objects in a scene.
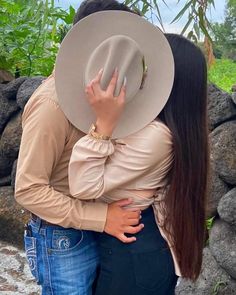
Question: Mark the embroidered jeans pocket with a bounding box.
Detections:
[24,233,39,283]
[50,229,83,253]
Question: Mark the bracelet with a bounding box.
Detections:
[88,123,111,140]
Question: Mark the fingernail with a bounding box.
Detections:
[139,215,142,219]
[99,68,103,74]
[123,76,127,87]
[141,224,144,228]
[114,67,118,75]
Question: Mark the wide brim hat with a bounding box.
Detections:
[55,10,174,139]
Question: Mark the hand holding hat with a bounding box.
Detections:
[85,68,126,137]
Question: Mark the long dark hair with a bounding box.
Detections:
[158,34,209,280]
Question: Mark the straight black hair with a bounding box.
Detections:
[158,34,209,280]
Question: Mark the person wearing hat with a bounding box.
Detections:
[65,11,209,295]
[15,1,145,295]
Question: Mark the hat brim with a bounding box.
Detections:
[55,11,174,139]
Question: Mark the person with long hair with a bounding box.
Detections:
[68,33,209,294]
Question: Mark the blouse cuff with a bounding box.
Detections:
[75,134,115,156]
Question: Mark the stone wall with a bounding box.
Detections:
[176,85,236,294]
[0,76,45,246]
[0,77,236,294]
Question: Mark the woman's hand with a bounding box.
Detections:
[85,68,126,137]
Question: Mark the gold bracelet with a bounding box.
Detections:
[88,123,111,140]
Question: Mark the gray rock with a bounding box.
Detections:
[210,121,236,185]
[0,92,19,134]
[0,175,11,186]
[209,219,236,279]
[0,112,22,159]
[207,160,229,217]
[207,83,236,130]
[11,159,18,189]
[17,76,45,109]
[232,92,236,105]
[0,186,30,248]
[218,188,236,226]
[1,77,27,100]
[176,247,236,295]
[0,156,15,178]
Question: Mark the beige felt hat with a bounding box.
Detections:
[55,10,174,139]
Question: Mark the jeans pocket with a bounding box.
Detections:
[49,228,83,253]
[24,232,39,283]
[132,249,171,292]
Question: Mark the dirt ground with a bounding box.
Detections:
[0,241,40,295]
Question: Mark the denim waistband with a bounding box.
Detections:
[28,216,64,233]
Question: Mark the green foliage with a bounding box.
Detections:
[211,0,236,60]
[206,216,215,231]
[124,0,166,30]
[0,0,75,77]
[212,281,227,295]
[125,0,216,44]
[227,0,236,29]
[208,59,236,92]
[0,0,230,77]
[204,216,215,247]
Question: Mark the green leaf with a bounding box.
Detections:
[206,216,215,230]
[181,15,193,35]
[199,20,213,42]
[193,22,200,39]
[153,0,164,29]
[63,5,76,24]
[187,30,193,39]
[198,6,213,42]
[124,0,133,5]
[171,1,192,24]
[208,0,215,9]
[160,0,169,8]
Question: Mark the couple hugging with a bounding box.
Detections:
[15,0,209,294]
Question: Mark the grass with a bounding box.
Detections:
[212,281,227,295]
[206,216,215,231]
[205,216,216,247]
[208,59,236,93]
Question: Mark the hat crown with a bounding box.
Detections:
[84,35,144,103]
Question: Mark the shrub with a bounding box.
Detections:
[208,59,236,93]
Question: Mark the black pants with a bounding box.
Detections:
[94,206,178,295]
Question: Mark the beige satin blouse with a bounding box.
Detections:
[69,120,181,276]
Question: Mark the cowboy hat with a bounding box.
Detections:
[55,10,174,138]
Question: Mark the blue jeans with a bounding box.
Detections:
[24,217,99,295]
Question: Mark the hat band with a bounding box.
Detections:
[140,56,148,90]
